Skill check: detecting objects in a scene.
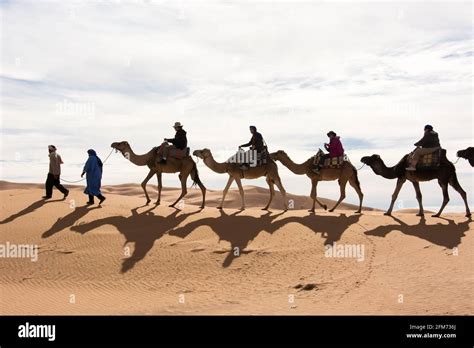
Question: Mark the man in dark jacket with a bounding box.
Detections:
[238,126,266,169]
[406,124,441,171]
[160,122,188,164]
[239,126,265,152]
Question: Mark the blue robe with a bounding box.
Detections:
[83,155,103,196]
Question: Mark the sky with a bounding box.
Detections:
[0,0,472,210]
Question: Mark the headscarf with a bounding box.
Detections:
[87,149,103,168]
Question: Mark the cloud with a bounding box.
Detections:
[0,0,472,209]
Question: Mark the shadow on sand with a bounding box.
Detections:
[42,205,102,238]
[169,210,363,267]
[69,206,202,272]
[1,198,64,224]
[13,199,468,274]
[363,215,472,249]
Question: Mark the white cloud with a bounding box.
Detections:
[0,0,472,209]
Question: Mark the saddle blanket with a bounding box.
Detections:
[409,149,441,168]
[312,149,349,169]
[169,147,190,159]
[156,144,190,160]
[322,155,347,168]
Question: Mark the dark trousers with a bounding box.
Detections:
[45,173,68,197]
[88,194,105,203]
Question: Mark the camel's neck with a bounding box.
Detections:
[370,160,399,179]
[203,154,228,174]
[279,155,310,175]
[123,146,154,166]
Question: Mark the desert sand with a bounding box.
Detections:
[0,181,472,315]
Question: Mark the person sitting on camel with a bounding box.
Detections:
[239,125,265,169]
[158,122,188,164]
[406,124,441,171]
[314,131,344,174]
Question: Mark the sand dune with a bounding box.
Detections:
[0,181,472,315]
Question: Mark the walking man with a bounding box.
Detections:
[43,145,69,199]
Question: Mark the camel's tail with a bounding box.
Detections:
[352,165,362,189]
[190,161,203,188]
[448,169,463,189]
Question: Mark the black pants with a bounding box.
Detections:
[45,173,68,197]
[88,194,105,203]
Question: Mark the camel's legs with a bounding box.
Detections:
[386,178,406,215]
[411,181,424,216]
[448,174,471,217]
[235,177,245,210]
[155,172,162,205]
[348,175,364,214]
[141,169,156,205]
[218,176,234,209]
[433,180,449,217]
[309,179,327,213]
[329,178,348,212]
[263,177,275,211]
[273,176,288,211]
[170,173,189,208]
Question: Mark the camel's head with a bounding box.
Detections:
[269,150,287,161]
[111,141,130,154]
[193,148,211,160]
[457,147,473,159]
[361,154,381,166]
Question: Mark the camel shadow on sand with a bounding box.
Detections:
[363,215,472,249]
[168,210,362,267]
[54,207,365,271]
[1,198,64,225]
[69,206,202,273]
[42,205,102,238]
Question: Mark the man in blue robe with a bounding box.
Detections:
[81,149,106,205]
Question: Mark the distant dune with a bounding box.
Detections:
[0,181,472,315]
[0,181,377,211]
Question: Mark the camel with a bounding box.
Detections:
[457,147,474,167]
[192,148,288,211]
[270,150,364,213]
[111,141,206,208]
[360,151,471,217]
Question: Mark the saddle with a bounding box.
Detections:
[169,147,190,159]
[408,149,441,169]
[312,149,349,169]
[156,144,190,160]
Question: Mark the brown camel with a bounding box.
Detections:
[111,141,206,208]
[360,151,471,217]
[457,147,474,167]
[270,150,364,213]
[192,148,288,211]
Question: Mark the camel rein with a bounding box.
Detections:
[60,148,115,184]
[452,156,461,164]
[354,163,366,171]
